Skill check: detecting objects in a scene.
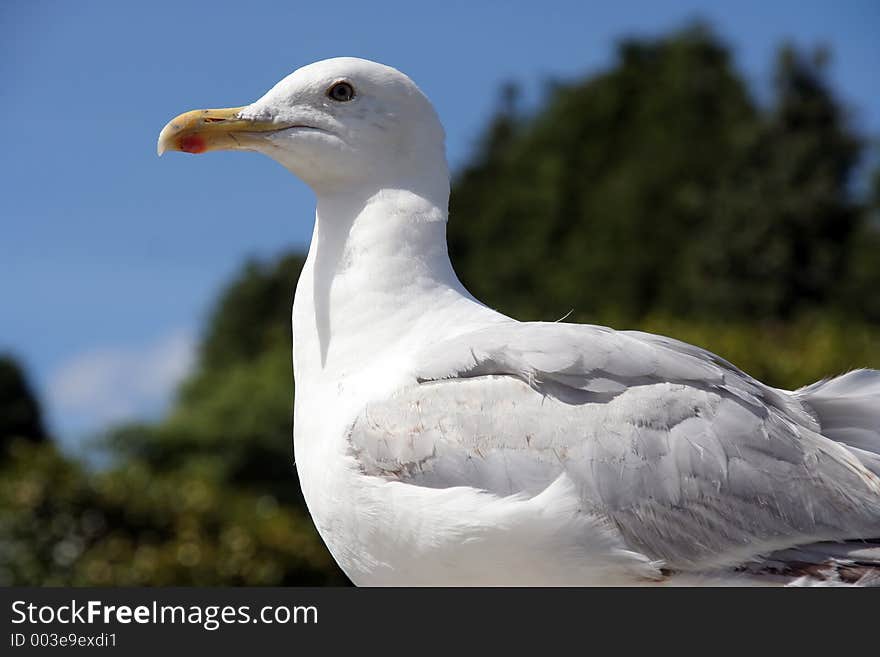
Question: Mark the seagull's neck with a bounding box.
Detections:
[292,185,496,383]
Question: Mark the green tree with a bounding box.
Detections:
[0,354,46,453]
[448,25,875,323]
[108,255,308,507]
[0,254,349,585]
[841,167,880,321]
[690,45,864,318]
[198,254,305,372]
[0,440,340,585]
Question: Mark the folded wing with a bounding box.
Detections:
[348,322,880,571]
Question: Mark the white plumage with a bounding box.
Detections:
[159,57,880,586]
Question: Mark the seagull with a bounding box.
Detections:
[158,57,880,586]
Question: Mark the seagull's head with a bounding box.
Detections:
[158,57,448,197]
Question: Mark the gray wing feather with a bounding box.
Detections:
[349,322,880,570]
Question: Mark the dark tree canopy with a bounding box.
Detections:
[0,354,47,450]
[199,254,306,373]
[448,26,874,323]
[0,258,346,586]
[108,254,309,509]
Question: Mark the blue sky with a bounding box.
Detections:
[2,0,879,449]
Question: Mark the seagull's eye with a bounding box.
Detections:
[328,82,355,102]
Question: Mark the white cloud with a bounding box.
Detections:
[47,328,196,436]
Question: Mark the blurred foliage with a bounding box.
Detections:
[0,355,47,451]
[623,315,880,391]
[198,254,304,372]
[0,256,347,586]
[107,255,308,508]
[448,25,876,323]
[1,25,878,585]
[0,441,338,585]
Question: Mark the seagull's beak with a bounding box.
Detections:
[157,106,283,156]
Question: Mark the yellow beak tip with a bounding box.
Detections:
[157,106,266,158]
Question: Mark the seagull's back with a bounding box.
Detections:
[345,321,880,584]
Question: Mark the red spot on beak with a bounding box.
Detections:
[178,134,206,154]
